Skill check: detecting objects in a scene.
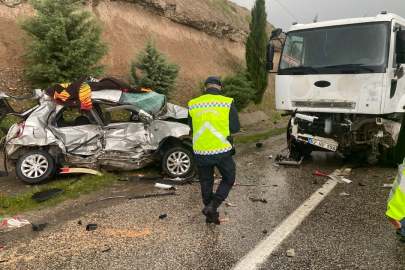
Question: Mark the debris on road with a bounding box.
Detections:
[383,184,393,188]
[102,248,111,253]
[31,188,65,202]
[269,155,273,159]
[273,164,279,167]
[233,183,275,187]
[256,143,263,148]
[154,183,176,190]
[312,180,318,184]
[359,183,366,186]
[249,198,268,203]
[29,221,49,231]
[262,230,268,234]
[131,174,197,185]
[315,171,352,184]
[159,214,167,219]
[225,202,237,207]
[339,192,350,196]
[86,224,97,231]
[60,168,102,176]
[286,249,295,257]
[86,192,180,205]
[218,217,228,222]
[2,215,30,228]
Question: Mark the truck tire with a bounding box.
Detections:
[379,116,405,167]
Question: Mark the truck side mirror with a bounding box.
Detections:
[396,30,405,64]
[270,28,282,41]
[266,43,275,71]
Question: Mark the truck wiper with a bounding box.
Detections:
[323,64,374,72]
[282,66,320,74]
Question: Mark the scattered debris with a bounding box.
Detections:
[31,188,65,202]
[286,249,295,257]
[86,224,97,231]
[131,174,197,185]
[154,183,176,190]
[2,216,30,228]
[276,148,303,166]
[60,168,102,176]
[273,164,279,167]
[249,198,268,203]
[319,192,324,195]
[225,202,237,207]
[102,248,111,253]
[233,183,274,187]
[91,192,180,204]
[383,184,393,188]
[29,221,49,231]
[256,143,263,148]
[312,180,318,184]
[78,220,82,225]
[315,171,352,184]
[218,217,228,222]
[159,214,167,219]
[339,192,350,196]
[262,230,268,234]
[0,259,9,263]
[359,183,366,186]
[269,155,273,159]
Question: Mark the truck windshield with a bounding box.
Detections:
[279,22,390,74]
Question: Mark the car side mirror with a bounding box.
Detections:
[266,43,275,71]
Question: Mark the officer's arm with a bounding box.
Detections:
[229,101,240,134]
[187,112,193,134]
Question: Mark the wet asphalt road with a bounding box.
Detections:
[0,133,404,269]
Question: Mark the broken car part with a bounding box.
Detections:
[31,188,65,202]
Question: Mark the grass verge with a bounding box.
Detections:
[235,126,286,145]
[0,168,157,219]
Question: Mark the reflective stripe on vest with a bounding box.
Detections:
[386,159,405,220]
[189,95,233,155]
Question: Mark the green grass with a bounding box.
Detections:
[235,126,286,145]
[0,167,158,219]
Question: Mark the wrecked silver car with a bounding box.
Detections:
[0,78,194,184]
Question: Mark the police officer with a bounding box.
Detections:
[188,76,240,224]
[386,158,405,242]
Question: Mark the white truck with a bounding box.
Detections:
[266,12,405,165]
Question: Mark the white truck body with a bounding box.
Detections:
[269,13,405,164]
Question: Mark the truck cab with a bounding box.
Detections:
[267,12,405,165]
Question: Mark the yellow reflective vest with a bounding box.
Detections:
[188,94,233,155]
[386,158,405,221]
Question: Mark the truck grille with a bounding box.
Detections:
[292,101,356,109]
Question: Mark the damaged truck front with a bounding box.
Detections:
[266,12,405,165]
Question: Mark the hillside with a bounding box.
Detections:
[0,0,279,113]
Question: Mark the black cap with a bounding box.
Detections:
[205,76,222,87]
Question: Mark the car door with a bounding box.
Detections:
[101,104,152,154]
[50,106,103,155]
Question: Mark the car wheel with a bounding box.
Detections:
[16,150,55,184]
[162,147,195,178]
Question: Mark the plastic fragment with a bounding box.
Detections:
[159,214,167,219]
[286,249,295,257]
[383,184,393,188]
[2,216,30,228]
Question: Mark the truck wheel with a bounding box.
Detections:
[16,150,55,184]
[380,116,405,167]
[162,147,195,178]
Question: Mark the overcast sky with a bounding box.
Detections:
[229,0,405,30]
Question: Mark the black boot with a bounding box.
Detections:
[202,198,222,225]
[206,211,219,224]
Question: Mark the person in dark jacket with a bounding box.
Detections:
[188,76,240,224]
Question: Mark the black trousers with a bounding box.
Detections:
[197,155,236,206]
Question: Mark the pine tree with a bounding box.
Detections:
[222,66,254,112]
[19,0,108,89]
[128,36,179,100]
[245,0,269,104]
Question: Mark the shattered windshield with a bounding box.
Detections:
[279,22,390,74]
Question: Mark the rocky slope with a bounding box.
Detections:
[0,0,276,107]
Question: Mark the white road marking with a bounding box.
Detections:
[233,179,338,270]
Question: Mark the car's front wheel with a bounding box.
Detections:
[162,147,195,178]
[16,150,55,184]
